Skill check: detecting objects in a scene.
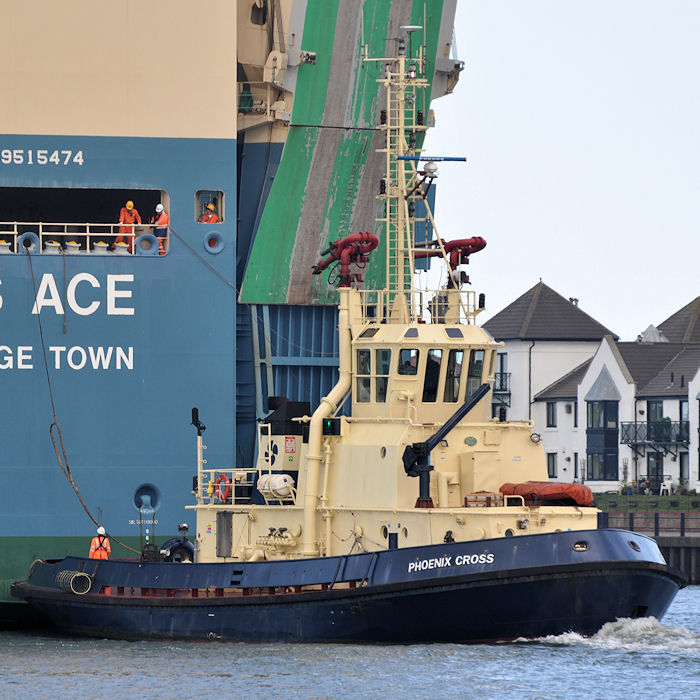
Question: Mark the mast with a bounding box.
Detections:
[365,27,428,318]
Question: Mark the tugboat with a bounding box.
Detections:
[12,31,685,642]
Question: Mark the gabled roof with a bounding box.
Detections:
[615,342,689,395]
[638,345,700,397]
[584,366,622,401]
[534,359,591,401]
[483,281,617,341]
[638,325,668,343]
[658,296,700,343]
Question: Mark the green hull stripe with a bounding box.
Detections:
[240,0,339,301]
[240,0,449,304]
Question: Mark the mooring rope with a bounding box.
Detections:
[25,249,139,554]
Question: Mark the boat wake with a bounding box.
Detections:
[522,616,700,654]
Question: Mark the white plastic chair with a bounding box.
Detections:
[659,480,672,495]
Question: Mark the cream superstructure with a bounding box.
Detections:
[189,28,598,564]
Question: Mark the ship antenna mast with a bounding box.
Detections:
[362,26,473,322]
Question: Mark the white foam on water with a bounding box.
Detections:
[535,616,700,654]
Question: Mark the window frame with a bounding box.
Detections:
[355,348,371,403]
[375,348,391,403]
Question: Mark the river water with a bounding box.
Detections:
[2,586,699,699]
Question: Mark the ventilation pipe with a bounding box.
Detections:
[301,288,353,555]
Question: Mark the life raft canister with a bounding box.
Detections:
[215,473,231,503]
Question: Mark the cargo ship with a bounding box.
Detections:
[12,32,685,642]
[0,1,462,626]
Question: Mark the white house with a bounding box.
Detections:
[482,281,617,421]
[531,296,700,493]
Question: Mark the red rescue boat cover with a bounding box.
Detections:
[499,481,594,507]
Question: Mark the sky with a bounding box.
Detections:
[423,0,700,340]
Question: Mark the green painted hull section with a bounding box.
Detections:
[0,535,161,627]
[240,0,447,304]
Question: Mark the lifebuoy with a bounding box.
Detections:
[215,473,231,502]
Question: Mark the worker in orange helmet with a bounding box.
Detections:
[89,526,111,560]
[150,203,169,255]
[115,200,141,253]
[199,202,220,224]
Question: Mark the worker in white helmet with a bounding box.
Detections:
[150,203,169,255]
[89,526,111,560]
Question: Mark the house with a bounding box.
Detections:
[532,296,700,493]
[482,281,617,421]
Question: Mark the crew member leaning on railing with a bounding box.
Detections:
[151,203,169,255]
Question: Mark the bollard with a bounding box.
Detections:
[654,512,659,537]
[680,512,686,537]
[629,512,635,531]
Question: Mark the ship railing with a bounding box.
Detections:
[357,288,481,325]
[200,466,257,506]
[0,221,169,255]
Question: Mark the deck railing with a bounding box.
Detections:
[357,288,482,325]
[0,221,169,255]
[620,421,690,445]
[493,372,511,393]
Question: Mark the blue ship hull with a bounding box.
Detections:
[12,529,686,642]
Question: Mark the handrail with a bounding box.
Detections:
[0,220,169,255]
[357,288,481,325]
[620,421,690,445]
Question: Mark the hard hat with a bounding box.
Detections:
[206,203,215,211]
[155,204,164,212]
[97,526,106,535]
[126,201,134,210]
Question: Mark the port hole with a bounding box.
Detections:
[629,540,641,552]
[573,541,589,551]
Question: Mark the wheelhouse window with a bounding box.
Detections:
[398,348,419,375]
[443,349,464,403]
[375,349,391,403]
[196,190,224,223]
[546,402,557,427]
[422,349,443,402]
[465,349,485,400]
[356,349,370,402]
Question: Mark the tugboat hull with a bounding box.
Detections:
[12,530,685,642]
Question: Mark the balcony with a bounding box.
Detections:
[492,372,511,407]
[620,420,690,457]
